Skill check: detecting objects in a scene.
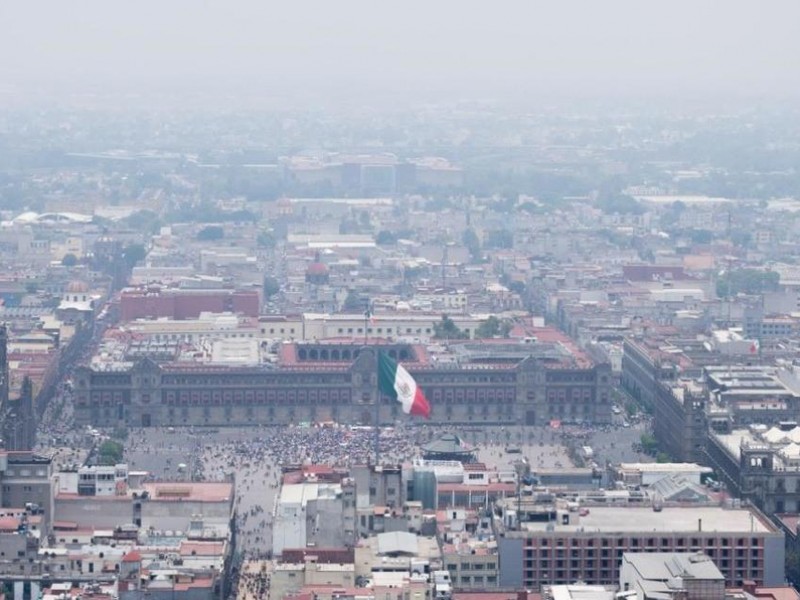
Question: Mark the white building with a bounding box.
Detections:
[57,464,128,496]
[272,481,354,556]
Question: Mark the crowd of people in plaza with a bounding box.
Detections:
[33,379,651,600]
[253,423,422,466]
[234,562,271,600]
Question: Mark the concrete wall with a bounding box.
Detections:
[0,533,29,558]
[764,534,786,586]
[54,497,132,528]
[270,566,303,600]
[3,480,52,525]
[273,501,306,557]
[141,500,231,531]
[618,558,636,596]
[309,496,347,549]
[497,536,523,588]
[125,586,216,600]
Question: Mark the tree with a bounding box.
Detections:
[716,268,780,298]
[376,230,396,245]
[787,549,800,586]
[596,193,644,215]
[123,209,163,234]
[339,218,359,234]
[484,229,514,249]
[61,253,78,267]
[462,228,481,260]
[687,229,713,244]
[660,200,686,227]
[433,315,468,340]
[257,231,277,248]
[122,243,147,269]
[403,264,426,282]
[508,280,527,296]
[730,230,752,248]
[98,440,124,465]
[476,316,512,339]
[640,433,659,455]
[500,272,527,296]
[197,225,224,241]
[263,275,280,299]
[343,290,364,312]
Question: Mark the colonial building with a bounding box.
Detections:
[706,423,800,517]
[1,377,36,451]
[73,340,612,428]
[622,338,707,463]
[119,286,260,322]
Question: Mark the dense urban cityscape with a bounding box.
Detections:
[2,2,800,600]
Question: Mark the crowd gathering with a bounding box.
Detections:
[33,379,649,600]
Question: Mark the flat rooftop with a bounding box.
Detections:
[712,426,800,471]
[143,482,233,503]
[618,462,712,473]
[714,430,755,461]
[521,506,774,534]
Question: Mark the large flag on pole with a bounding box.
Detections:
[378,352,431,418]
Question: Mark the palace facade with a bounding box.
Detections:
[74,340,612,428]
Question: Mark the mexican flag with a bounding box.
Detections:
[378,352,431,418]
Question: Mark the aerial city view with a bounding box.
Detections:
[1,2,800,599]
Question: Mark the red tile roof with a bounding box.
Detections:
[0,516,20,531]
[122,550,142,563]
[179,541,225,556]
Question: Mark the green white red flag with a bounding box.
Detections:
[378,352,431,418]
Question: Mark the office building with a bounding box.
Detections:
[495,498,784,590]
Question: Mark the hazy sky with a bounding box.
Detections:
[1,0,799,103]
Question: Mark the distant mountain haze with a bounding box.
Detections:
[0,0,798,105]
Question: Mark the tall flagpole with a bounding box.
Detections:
[374,351,381,466]
[365,303,380,465]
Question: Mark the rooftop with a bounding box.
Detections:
[618,462,712,474]
[624,551,724,581]
[519,506,774,534]
[713,427,800,471]
[142,482,233,503]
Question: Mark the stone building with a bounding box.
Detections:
[73,342,612,428]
